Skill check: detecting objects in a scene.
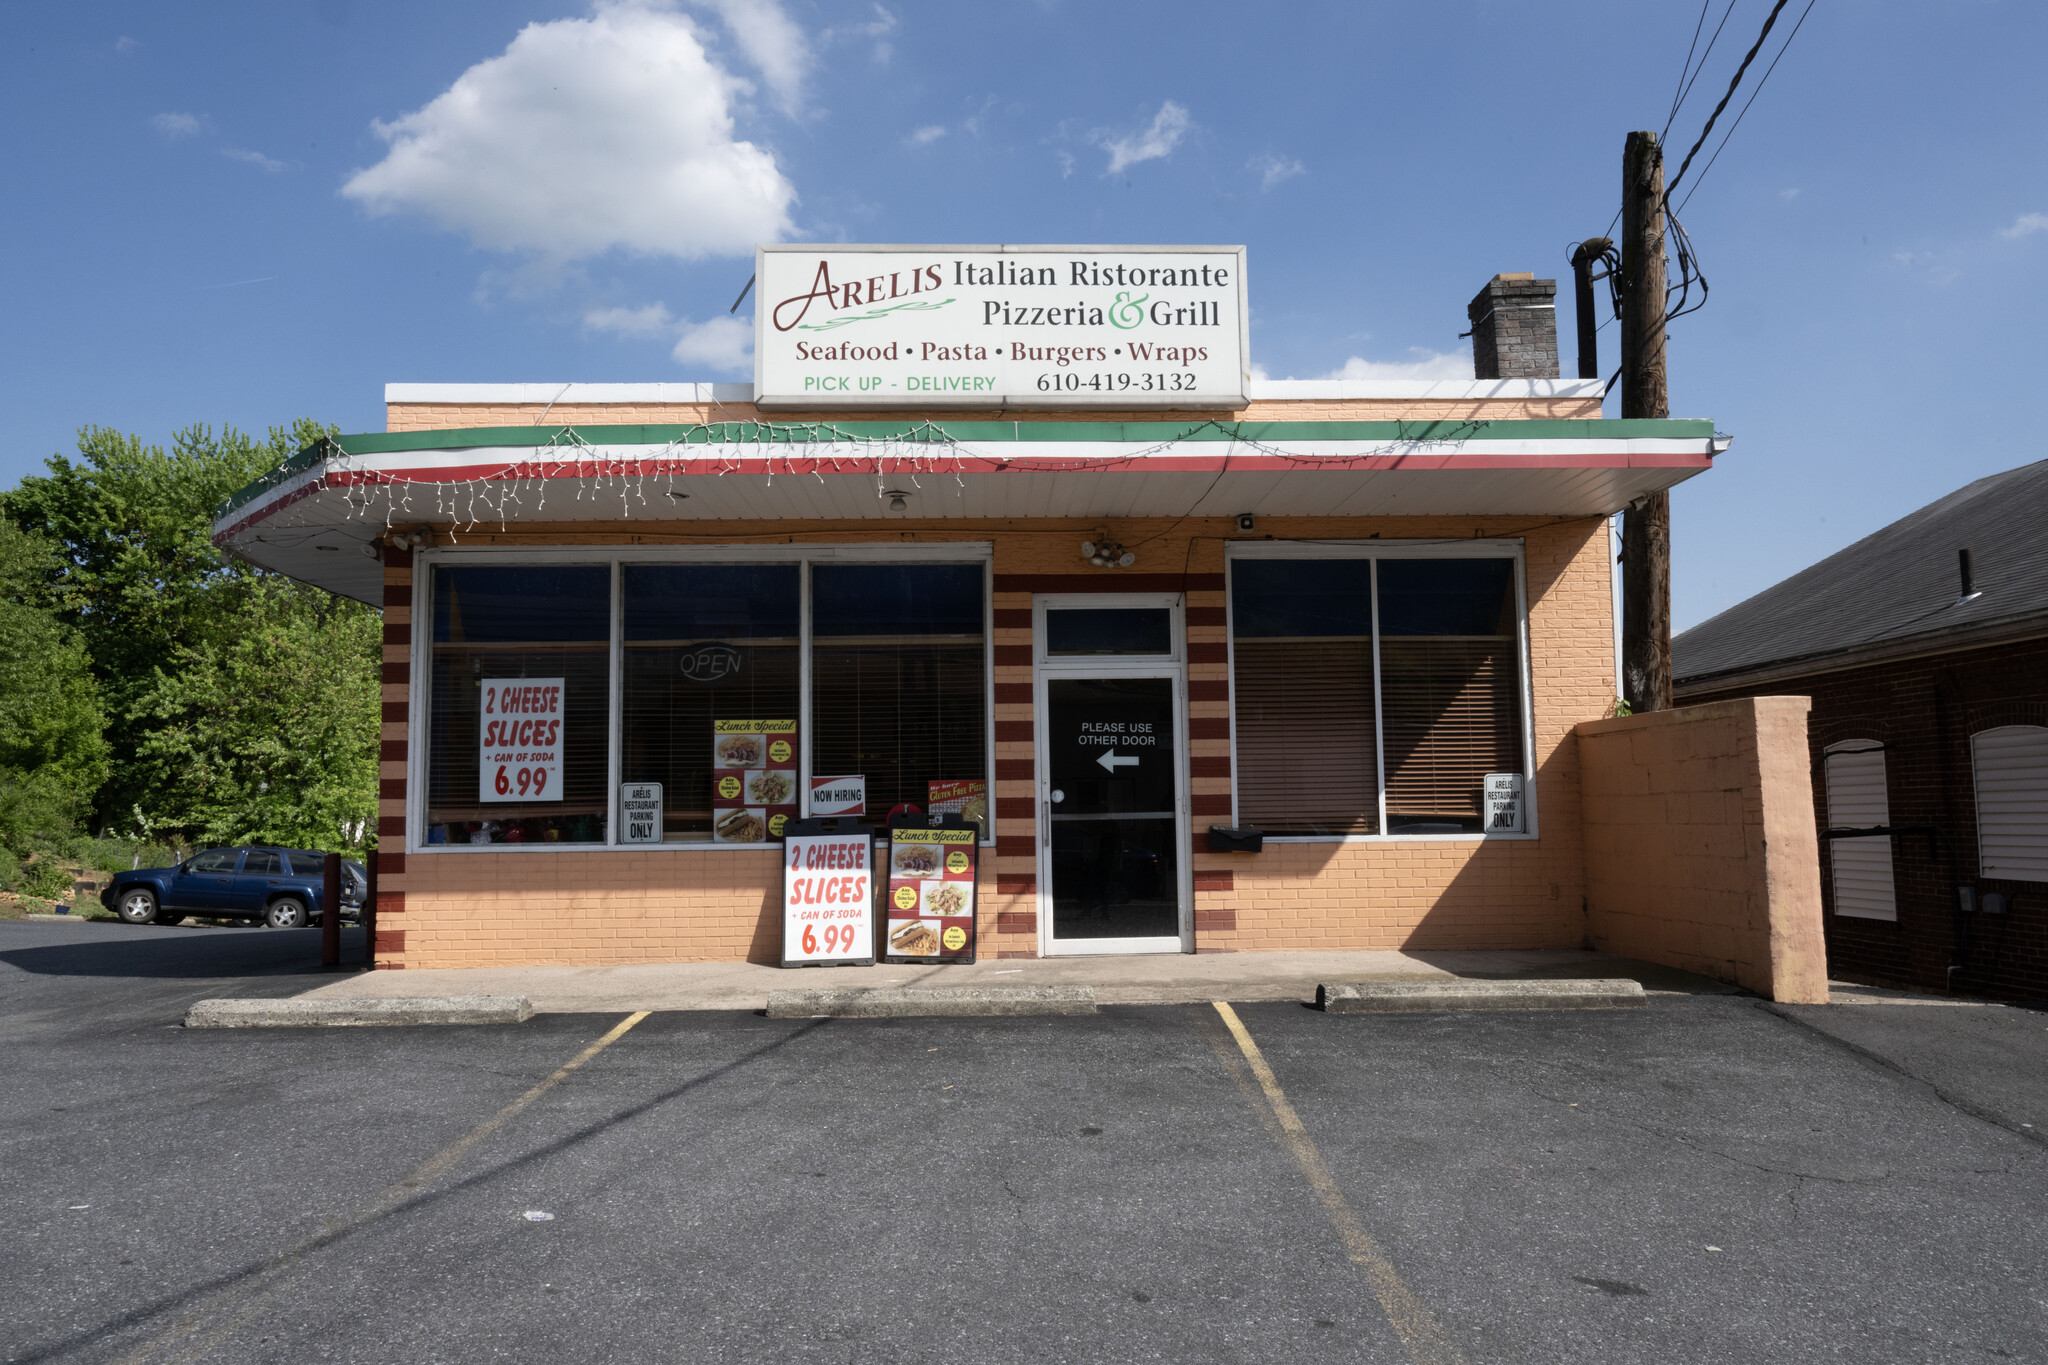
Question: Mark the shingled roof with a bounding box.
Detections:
[1673,456,2048,692]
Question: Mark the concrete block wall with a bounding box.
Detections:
[1576,696,1828,1002]
[371,509,1618,969]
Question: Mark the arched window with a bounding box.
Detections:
[1970,725,2048,883]
[1822,740,1896,920]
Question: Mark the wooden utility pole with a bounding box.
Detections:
[1620,130,1672,713]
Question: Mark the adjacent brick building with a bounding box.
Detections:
[1675,458,2048,998]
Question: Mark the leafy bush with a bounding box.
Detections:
[18,859,72,901]
[0,847,18,890]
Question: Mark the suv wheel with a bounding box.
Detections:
[266,897,309,930]
[115,888,160,925]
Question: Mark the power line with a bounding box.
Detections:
[1665,0,1796,201]
[1677,0,1819,213]
[1661,0,1742,144]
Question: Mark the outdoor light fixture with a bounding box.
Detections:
[883,490,911,512]
[1081,539,1136,568]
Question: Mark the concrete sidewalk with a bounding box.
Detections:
[294,947,1738,1013]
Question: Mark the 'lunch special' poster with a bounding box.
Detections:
[711,719,798,843]
[883,817,977,962]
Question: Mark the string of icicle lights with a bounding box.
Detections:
[238,417,1496,543]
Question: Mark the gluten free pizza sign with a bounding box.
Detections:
[479,678,564,802]
[782,831,873,965]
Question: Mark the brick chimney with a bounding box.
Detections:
[1466,273,1559,379]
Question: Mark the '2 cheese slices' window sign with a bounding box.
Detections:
[884,815,978,963]
[754,245,1248,410]
[781,826,874,967]
[712,719,797,843]
[480,678,564,802]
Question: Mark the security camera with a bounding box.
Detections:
[1235,513,1256,533]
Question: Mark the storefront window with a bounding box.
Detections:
[1228,560,1378,835]
[425,565,612,845]
[621,565,800,842]
[1228,554,1527,837]
[1377,559,1524,833]
[811,564,986,822]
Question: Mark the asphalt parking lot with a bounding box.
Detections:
[4,918,2047,1364]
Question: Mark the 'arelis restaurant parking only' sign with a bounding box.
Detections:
[754,245,1247,410]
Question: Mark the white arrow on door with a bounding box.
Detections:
[1095,749,1140,772]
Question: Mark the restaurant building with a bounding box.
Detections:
[215,246,1729,971]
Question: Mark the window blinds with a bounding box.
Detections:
[1822,742,1897,920]
[1378,636,1521,832]
[1231,637,1378,836]
[1970,725,2048,884]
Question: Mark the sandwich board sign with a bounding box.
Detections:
[780,819,876,968]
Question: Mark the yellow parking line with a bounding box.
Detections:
[121,1011,652,1365]
[1212,1002,1467,1365]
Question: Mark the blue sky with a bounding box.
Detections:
[5,0,2044,629]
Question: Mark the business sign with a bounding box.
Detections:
[479,678,564,802]
[755,245,1248,410]
[620,782,663,844]
[883,816,978,963]
[782,829,874,966]
[926,779,987,838]
[711,719,798,843]
[1483,773,1525,833]
[810,775,866,816]
[679,644,744,684]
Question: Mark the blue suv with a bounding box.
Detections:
[101,847,367,929]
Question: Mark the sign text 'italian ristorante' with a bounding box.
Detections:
[754,245,1247,409]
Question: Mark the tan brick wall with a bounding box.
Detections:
[1577,696,1828,1002]
[375,509,1617,969]
[386,395,1602,432]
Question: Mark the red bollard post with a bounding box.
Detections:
[322,852,342,969]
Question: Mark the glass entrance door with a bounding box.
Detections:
[1042,675,1186,952]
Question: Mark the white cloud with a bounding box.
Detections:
[671,315,752,371]
[1093,100,1189,175]
[1249,152,1304,191]
[341,1,795,263]
[584,303,680,338]
[583,302,753,374]
[1318,349,1474,381]
[115,36,140,54]
[223,147,287,173]
[908,124,946,146]
[152,112,203,138]
[692,0,810,116]
[1055,149,1075,179]
[2000,212,2048,239]
[820,3,895,64]
[1779,187,1800,200]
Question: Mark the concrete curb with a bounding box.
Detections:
[765,985,1097,1018]
[184,995,535,1028]
[1317,979,1647,1013]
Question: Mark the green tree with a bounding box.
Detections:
[0,518,110,854]
[3,420,336,823]
[129,576,379,851]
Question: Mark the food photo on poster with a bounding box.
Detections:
[712,718,798,842]
[780,822,875,967]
